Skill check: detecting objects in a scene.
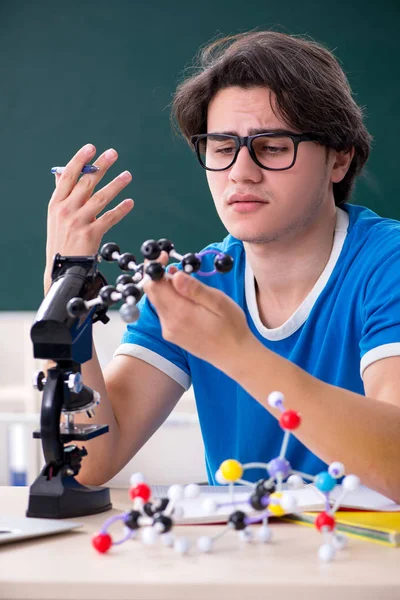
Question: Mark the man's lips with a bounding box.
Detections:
[227,195,269,214]
[227,194,268,204]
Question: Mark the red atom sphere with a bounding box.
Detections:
[315,512,336,532]
[129,482,151,502]
[92,532,112,553]
[279,410,302,430]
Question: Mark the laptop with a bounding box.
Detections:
[0,516,82,546]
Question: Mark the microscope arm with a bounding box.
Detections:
[40,367,64,466]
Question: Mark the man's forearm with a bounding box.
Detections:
[67,346,121,485]
[223,336,400,502]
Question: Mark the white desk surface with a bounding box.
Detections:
[0,486,399,600]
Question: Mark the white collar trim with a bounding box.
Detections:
[245,207,349,341]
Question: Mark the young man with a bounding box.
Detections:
[45,32,400,501]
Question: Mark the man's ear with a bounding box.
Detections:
[330,147,355,183]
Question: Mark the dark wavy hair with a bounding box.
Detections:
[172,31,372,205]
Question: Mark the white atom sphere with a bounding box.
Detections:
[184,483,200,499]
[280,493,298,513]
[239,529,253,543]
[268,390,285,408]
[332,534,348,550]
[142,526,158,545]
[168,484,184,501]
[172,505,184,519]
[202,498,218,514]
[258,525,273,543]
[343,474,361,492]
[174,537,190,555]
[287,475,304,490]
[215,469,228,484]
[328,462,345,479]
[154,521,165,534]
[129,472,145,486]
[197,536,213,553]
[318,543,336,562]
[161,532,175,547]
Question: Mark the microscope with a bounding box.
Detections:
[26,240,233,519]
[26,252,113,519]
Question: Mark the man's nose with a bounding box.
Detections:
[228,146,263,184]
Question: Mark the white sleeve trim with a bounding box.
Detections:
[360,343,400,378]
[113,343,191,391]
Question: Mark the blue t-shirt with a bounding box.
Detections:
[115,204,400,484]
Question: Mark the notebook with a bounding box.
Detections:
[152,484,400,525]
[284,511,400,547]
[0,516,82,546]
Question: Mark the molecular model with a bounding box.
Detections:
[92,392,361,562]
[67,239,234,323]
[92,476,201,556]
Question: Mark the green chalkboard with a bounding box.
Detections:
[0,0,398,309]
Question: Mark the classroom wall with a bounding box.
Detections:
[0,0,398,310]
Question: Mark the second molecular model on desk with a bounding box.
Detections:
[92,391,361,562]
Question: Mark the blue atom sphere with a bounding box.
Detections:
[314,471,336,492]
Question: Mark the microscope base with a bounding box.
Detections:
[26,470,112,519]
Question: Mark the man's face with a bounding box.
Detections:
[205,86,336,244]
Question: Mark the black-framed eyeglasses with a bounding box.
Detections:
[190,131,322,172]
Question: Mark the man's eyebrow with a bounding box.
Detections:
[208,128,290,136]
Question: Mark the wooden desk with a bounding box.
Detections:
[0,486,399,600]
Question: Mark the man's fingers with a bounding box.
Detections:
[68,148,120,207]
[80,170,132,220]
[145,270,221,316]
[51,143,96,202]
[144,276,179,316]
[94,198,134,234]
[171,271,224,314]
